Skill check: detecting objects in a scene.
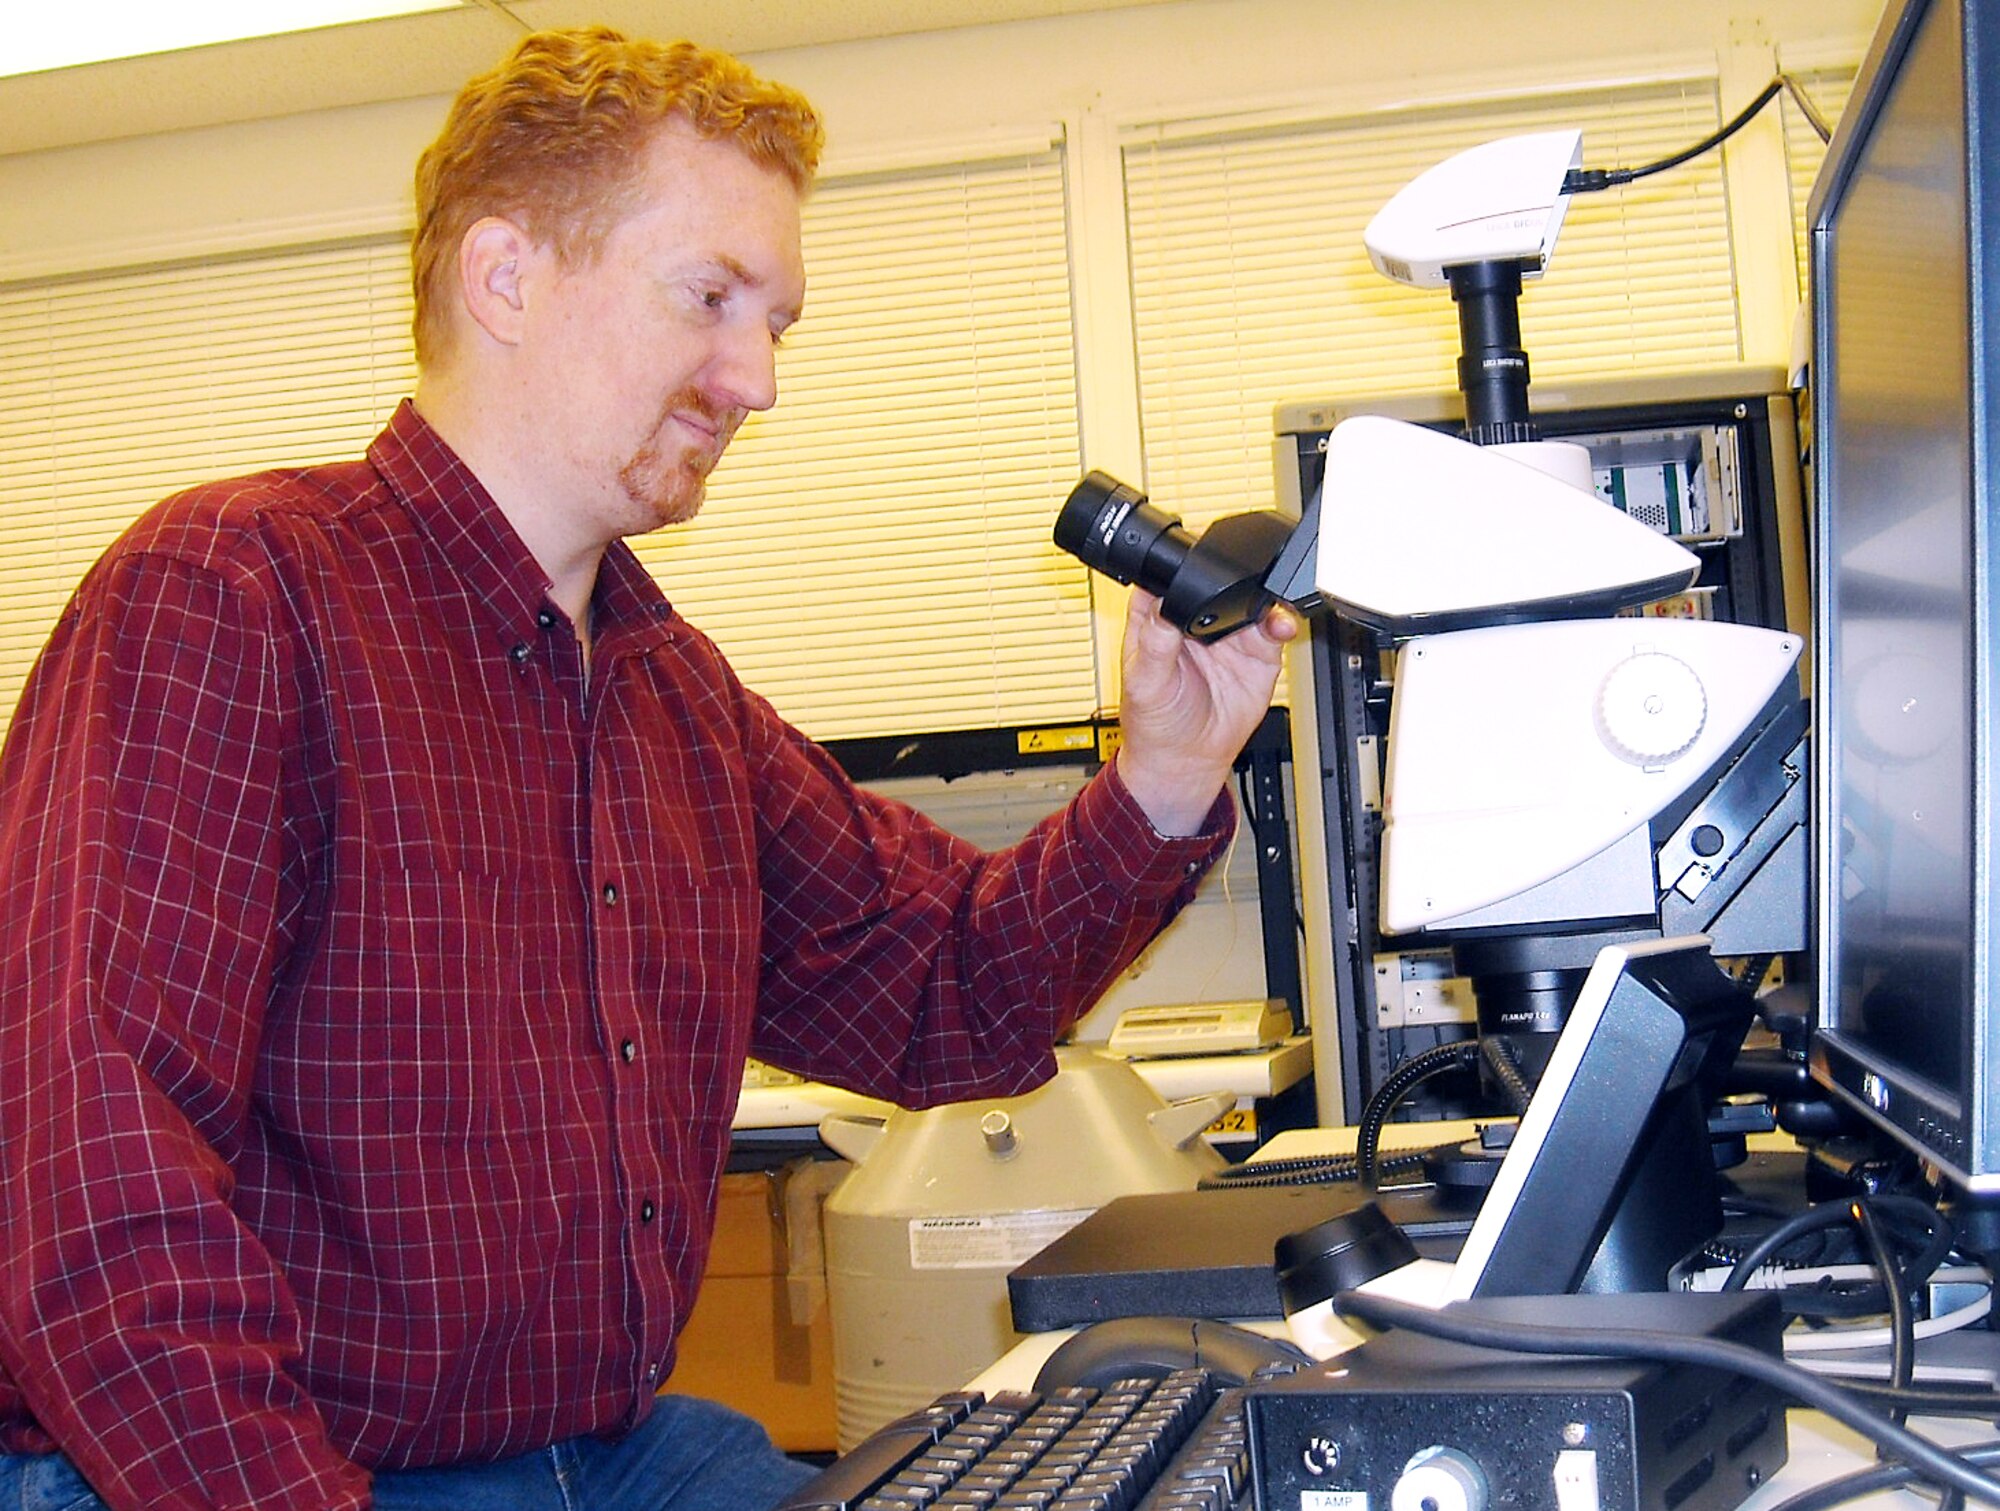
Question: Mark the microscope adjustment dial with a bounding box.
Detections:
[1595,649,1708,767]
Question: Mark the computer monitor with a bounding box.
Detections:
[1808,0,2000,1192]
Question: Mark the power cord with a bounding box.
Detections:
[1758,1443,2000,1511]
[1562,73,1833,196]
[1722,1194,1954,1298]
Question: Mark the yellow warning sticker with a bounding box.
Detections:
[1205,1107,1257,1138]
[1017,726,1097,756]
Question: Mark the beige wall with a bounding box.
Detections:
[0,0,1879,523]
[3,0,1876,276]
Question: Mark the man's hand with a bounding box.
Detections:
[1114,589,1299,836]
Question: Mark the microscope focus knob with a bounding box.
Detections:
[1596,650,1707,766]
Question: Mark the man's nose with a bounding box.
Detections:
[711,324,780,413]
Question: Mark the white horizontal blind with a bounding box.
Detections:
[0,240,417,732]
[0,148,1087,749]
[1124,83,1742,533]
[1783,67,1859,300]
[635,148,1093,741]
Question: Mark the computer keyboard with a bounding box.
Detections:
[778,1367,1255,1510]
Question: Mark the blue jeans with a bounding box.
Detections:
[0,1395,819,1511]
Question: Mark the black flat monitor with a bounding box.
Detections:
[1808,0,2000,1191]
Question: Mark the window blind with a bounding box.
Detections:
[0,146,1088,747]
[1123,82,1744,534]
[0,240,417,725]
[632,146,1094,740]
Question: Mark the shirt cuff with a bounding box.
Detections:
[1071,753,1236,902]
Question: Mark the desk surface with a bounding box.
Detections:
[968,1121,1987,1510]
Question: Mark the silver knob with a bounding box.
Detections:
[1391,1445,1489,1511]
[979,1109,1018,1157]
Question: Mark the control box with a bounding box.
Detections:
[1107,998,1291,1058]
[1245,1292,1787,1511]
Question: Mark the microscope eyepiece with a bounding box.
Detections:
[1054,471,1296,642]
[1053,471,1196,597]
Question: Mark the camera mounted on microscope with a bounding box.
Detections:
[1054,129,1594,644]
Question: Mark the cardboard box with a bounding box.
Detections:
[670,1163,841,1453]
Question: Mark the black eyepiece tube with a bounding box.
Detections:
[1054,471,1295,642]
[1053,471,1194,596]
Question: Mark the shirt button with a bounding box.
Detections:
[619,1038,637,1064]
[536,608,558,630]
[601,882,619,905]
[639,1199,657,1223]
[508,642,531,665]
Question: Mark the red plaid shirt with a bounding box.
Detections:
[0,402,1227,1511]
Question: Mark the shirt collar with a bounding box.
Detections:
[367,399,675,655]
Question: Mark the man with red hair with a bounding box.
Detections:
[0,28,1293,1511]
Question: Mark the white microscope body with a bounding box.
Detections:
[1315,131,1805,940]
[1306,415,1802,935]
[1049,130,1807,1349]
[1270,133,1805,1340]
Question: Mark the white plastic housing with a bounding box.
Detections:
[1283,1256,1459,1361]
[1314,416,1701,632]
[1364,129,1583,288]
[1378,619,1803,934]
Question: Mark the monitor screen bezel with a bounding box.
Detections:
[1807,0,2000,1190]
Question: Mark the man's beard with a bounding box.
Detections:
[618,388,738,531]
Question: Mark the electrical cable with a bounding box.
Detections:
[1692,1264,1990,1297]
[1854,1198,1915,1424]
[1719,1193,1949,1295]
[1901,1199,1963,1293]
[1757,1443,2000,1511]
[1791,1277,1975,1323]
[1713,1193,1986,1370]
[1830,1377,2000,1422]
[1332,1290,2000,1507]
[1562,74,1831,194]
[1849,1193,1961,1511]
[1782,73,1835,144]
[1724,1201,1870,1291]
[1784,1280,1927,1324]
[1720,1183,1968,1343]
[1783,1292,1994,1357]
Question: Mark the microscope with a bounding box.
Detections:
[1055,130,1811,1294]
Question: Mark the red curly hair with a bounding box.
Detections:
[411,27,823,366]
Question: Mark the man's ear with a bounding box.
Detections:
[457,216,535,347]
